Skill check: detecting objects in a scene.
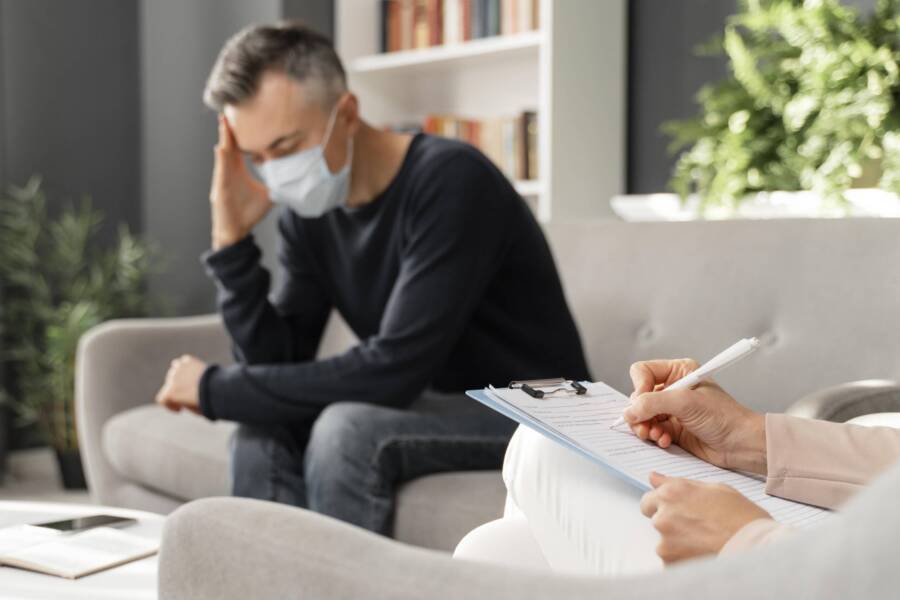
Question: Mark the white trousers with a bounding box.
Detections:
[454,425,664,576]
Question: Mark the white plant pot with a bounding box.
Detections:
[610,189,900,222]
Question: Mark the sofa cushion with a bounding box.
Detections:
[392,470,505,552]
[103,404,235,501]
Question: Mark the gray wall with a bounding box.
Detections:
[140,0,334,316]
[0,0,141,242]
[627,0,737,194]
[140,0,281,316]
[626,0,876,194]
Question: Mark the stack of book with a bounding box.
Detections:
[381,0,540,53]
[422,112,538,182]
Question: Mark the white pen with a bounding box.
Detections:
[610,337,761,430]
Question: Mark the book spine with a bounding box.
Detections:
[516,112,528,180]
[461,0,471,41]
[517,0,531,34]
[486,0,500,38]
[526,111,538,180]
[380,0,389,52]
[400,0,414,50]
[413,0,428,48]
[471,0,483,39]
[500,0,511,36]
[429,0,443,46]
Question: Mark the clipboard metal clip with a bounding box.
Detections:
[509,378,588,400]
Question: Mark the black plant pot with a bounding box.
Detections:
[54,448,87,490]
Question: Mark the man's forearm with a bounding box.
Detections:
[202,235,297,365]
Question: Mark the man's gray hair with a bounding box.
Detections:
[203,21,347,112]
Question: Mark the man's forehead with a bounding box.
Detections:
[224,72,326,153]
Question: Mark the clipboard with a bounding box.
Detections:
[467,379,650,491]
[467,379,831,527]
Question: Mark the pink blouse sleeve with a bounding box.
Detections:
[763,413,900,510]
[722,412,900,555]
[719,518,793,555]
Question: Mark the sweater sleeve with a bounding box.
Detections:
[200,154,512,426]
[762,413,900,510]
[200,211,332,367]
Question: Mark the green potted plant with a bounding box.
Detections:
[614,0,900,220]
[0,177,160,488]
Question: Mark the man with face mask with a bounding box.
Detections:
[154,21,591,536]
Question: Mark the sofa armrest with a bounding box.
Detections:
[785,379,900,423]
[76,314,232,505]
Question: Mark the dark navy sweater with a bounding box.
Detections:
[199,134,590,426]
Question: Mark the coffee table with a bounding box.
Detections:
[0,500,163,599]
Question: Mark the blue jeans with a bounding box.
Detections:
[229,391,516,535]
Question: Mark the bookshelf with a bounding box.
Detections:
[336,0,625,222]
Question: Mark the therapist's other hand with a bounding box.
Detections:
[155,355,207,414]
[209,114,272,250]
[641,471,772,564]
[626,359,767,475]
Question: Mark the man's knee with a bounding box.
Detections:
[304,402,386,479]
[229,423,306,503]
[230,424,269,466]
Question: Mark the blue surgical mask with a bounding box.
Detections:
[256,104,352,218]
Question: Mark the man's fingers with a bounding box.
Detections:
[220,114,237,151]
[217,114,228,149]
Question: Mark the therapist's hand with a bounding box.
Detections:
[641,471,772,564]
[626,359,767,475]
[209,114,272,250]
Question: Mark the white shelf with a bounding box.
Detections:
[514,179,543,197]
[349,31,542,76]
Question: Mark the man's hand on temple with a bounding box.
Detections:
[625,359,768,475]
[640,471,772,564]
[209,114,272,250]
[155,354,208,414]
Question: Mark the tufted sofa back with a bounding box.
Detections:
[545,219,900,413]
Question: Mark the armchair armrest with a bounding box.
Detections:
[75,314,232,505]
[159,497,589,600]
[158,472,900,600]
[785,379,900,423]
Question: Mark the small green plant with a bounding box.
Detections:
[664,0,900,213]
[0,177,160,451]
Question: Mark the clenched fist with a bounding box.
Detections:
[155,354,208,414]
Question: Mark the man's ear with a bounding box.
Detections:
[341,93,361,137]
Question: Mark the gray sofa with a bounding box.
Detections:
[77,218,900,554]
